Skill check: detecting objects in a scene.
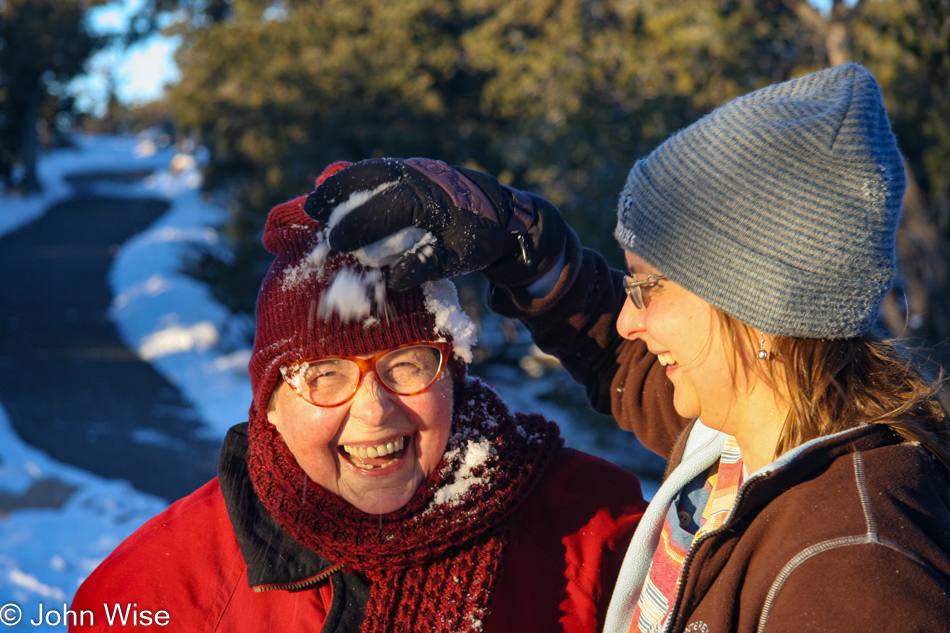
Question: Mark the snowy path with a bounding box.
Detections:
[0,174,220,502]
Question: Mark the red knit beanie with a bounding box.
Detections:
[248,162,473,420]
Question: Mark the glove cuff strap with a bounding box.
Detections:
[503,186,534,235]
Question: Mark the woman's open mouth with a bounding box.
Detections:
[339,436,408,470]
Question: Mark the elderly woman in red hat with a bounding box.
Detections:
[69,162,654,633]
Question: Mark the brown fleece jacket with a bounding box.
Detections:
[490,229,950,632]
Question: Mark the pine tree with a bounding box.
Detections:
[0,0,108,192]
[165,0,950,375]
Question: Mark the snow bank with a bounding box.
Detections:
[0,135,171,238]
[0,404,166,631]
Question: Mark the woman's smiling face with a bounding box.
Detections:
[267,363,454,515]
[615,251,741,432]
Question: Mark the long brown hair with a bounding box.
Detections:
[716,310,950,473]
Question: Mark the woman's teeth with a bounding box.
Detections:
[343,436,405,459]
[657,352,677,367]
[341,436,406,469]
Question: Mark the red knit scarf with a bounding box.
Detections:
[248,376,563,632]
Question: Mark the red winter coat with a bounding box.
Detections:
[70,424,645,632]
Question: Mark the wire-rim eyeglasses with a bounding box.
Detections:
[622,274,667,309]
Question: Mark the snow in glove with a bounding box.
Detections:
[303,157,567,291]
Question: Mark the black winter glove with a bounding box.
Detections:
[303,157,566,291]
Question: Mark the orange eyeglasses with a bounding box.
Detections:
[280,342,452,407]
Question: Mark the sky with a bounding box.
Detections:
[70,0,181,114]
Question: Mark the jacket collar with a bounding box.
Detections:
[218,423,338,591]
[736,423,903,516]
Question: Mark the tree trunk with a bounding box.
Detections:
[20,86,42,194]
[887,163,950,374]
[825,18,851,67]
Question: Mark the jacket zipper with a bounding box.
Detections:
[253,562,344,593]
[660,473,770,633]
[659,426,887,632]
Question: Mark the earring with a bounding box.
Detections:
[757,333,770,361]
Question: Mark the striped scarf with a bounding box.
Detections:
[630,436,745,633]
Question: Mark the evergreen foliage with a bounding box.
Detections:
[164,0,950,371]
[0,0,110,192]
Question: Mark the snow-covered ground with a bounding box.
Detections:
[0,135,656,630]
[0,136,177,631]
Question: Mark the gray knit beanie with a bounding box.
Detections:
[615,63,905,339]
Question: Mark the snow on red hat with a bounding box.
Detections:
[248,162,475,419]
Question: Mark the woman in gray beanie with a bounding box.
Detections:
[306,63,950,633]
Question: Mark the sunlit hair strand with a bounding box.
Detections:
[715,309,950,474]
